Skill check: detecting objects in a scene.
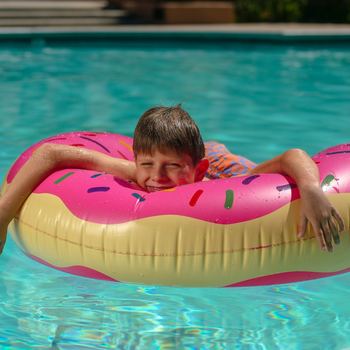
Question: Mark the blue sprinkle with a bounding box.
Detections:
[326,150,350,155]
[87,186,110,193]
[91,173,103,178]
[79,136,111,153]
[242,175,260,185]
[132,193,146,202]
[276,184,296,192]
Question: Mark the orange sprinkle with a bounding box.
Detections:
[162,188,176,192]
[118,140,133,152]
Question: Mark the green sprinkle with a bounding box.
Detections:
[54,172,75,184]
[224,190,234,209]
[321,174,335,188]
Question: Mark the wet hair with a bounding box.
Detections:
[133,105,205,165]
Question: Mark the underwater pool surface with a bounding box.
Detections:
[0,40,350,349]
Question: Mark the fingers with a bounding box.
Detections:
[297,215,307,238]
[313,225,327,251]
[332,208,345,232]
[300,216,343,252]
[321,219,333,252]
[322,209,345,249]
[298,216,328,251]
[297,215,329,251]
[328,217,340,245]
[318,213,344,252]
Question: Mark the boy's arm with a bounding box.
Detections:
[249,148,344,252]
[0,143,136,254]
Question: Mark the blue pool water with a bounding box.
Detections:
[1,40,350,349]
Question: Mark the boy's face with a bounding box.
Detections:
[135,148,208,192]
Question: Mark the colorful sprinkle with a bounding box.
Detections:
[54,172,75,184]
[242,175,260,185]
[321,174,338,193]
[189,189,203,207]
[162,187,176,192]
[132,193,145,202]
[276,184,297,192]
[70,144,85,147]
[79,136,110,153]
[321,174,335,187]
[91,173,103,178]
[87,187,110,193]
[118,139,133,152]
[224,190,234,209]
[326,150,350,155]
[46,137,67,142]
[117,150,128,160]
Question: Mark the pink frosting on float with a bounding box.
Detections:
[226,267,350,287]
[29,253,350,287]
[7,132,134,183]
[29,254,118,281]
[7,132,350,225]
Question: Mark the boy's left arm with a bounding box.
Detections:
[249,148,344,252]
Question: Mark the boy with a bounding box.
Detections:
[0,105,344,254]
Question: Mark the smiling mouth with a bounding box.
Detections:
[146,186,174,192]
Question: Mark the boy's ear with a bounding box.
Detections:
[195,158,209,181]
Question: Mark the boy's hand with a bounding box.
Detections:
[297,184,345,252]
[249,148,345,252]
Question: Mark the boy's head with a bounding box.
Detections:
[133,105,208,192]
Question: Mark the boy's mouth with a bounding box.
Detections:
[146,185,174,192]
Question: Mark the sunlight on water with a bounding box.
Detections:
[0,41,350,349]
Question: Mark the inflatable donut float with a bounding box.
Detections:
[3,132,350,287]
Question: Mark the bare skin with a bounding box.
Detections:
[250,149,344,251]
[0,144,344,254]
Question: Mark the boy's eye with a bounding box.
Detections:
[166,163,180,168]
[140,162,152,167]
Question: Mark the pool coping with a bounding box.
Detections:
[1,24,350,42]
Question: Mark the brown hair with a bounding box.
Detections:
[133,105,205,165]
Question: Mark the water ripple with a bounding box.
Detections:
[1,42,350,349]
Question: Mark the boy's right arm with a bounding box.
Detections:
[250,148,344,252]
[0,143,136,254]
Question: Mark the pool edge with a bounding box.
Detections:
[1,24,350,43]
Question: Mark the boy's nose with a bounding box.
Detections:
[152,167,168,182]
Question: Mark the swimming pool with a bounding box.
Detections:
[1,40,350,349]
